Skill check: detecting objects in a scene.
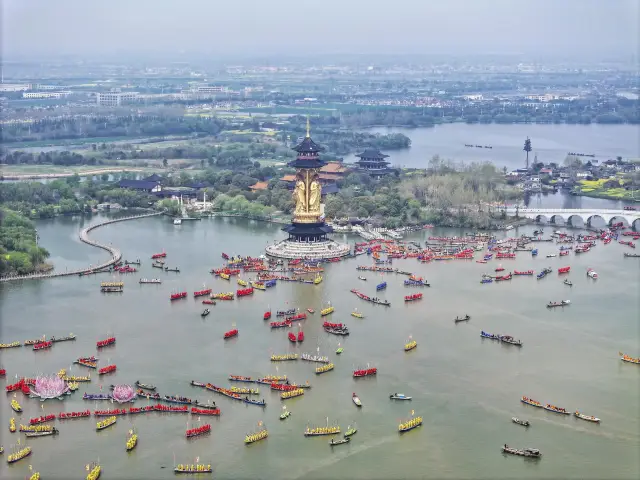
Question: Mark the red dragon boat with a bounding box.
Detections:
[30,414,56,425]
[193,289,212,297]
[237,287,254,297]
[558,266,571,274]
[224,329,238,339]
[58,410,91,419]
[353,367,377,378]
[186,424,211,438]
[94,408,127,416]
[323,322,344,329]
[264,311,272,320]
[298,329,304,342]
[151,252,166,259]
[270,383,298,391]
[6,379,24,392]
[222,253,229,259]
[0,368,5,376]
[560,250,569,256]
[191,407,220,416]
[170,291,187,301]
[495,267,505,272]
[513,270,534,276]
[33,340,53,351]
[285,313,307,322]
[271,320,292,329]
[229,375,253,383]
[404,293,423,302]
[288,332,297,343]
[202,299,215,305]
[495,273,512,281]
[98,364,117,375]
[153,404,188,413]
[128,406,155,415]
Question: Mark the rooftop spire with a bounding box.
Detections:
[306,115,310,138]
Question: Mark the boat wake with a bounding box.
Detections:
[286,434,398,480]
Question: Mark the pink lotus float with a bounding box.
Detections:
[112,384,136,403]
[29,375,70,400]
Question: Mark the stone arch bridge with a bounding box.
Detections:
[504,208,640,230]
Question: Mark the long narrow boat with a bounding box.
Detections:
[228,375,254,383]
[185,424,211,438]
[245,426,268,444]
[96,416,117,431]
[574,411,600,423]
[398,416,422,432]
[174,464,212,474]
[135,380,156,391]
[50,334,77,343]
[329,437,350,446]
[126,431,138,451]
[520,396,543,408]
[619,352,640,364]
[191,407,220,416]
[6,446,32,464]
[501,445,542,458]
[25,427,59,438]
[543,404,570,415]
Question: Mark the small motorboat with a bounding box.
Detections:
[280,407,291,420]
[512,417,530,427]
[547,300,570,308]
[358,276,367,281]
[201,309,210,317]
[563,279,573,286]
[502,445,542,458]
[352,393,362,407]
[344,424,357,437]
[335,344,343,355]
[307,308,314,314]
[454,315,470,323]
[546,254,557,258]
[390,393,412,401]
[135,381,156,391]
[351,311,364,318]
[329,437,350,446]
[587,268,598,279]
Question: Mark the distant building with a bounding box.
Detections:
[96,92,139,107]
[318,162,350,184]
[249,181,269,192]
[354,148,393,178]
[117,179,161,192]
[0,83,31,92]
[23,91,71,99]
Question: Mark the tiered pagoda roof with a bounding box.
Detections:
[288,119,326,169]
[355,148,390,163]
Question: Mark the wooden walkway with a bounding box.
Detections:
[0,212,162,283]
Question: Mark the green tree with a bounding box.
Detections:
[523,137,532,170]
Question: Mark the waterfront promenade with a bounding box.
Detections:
[0,212,162,283]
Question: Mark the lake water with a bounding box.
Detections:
[1,215,639,479]
[347,123,640,171]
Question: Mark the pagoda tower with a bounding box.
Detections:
[265,119,349,259]
[354,148,392,178]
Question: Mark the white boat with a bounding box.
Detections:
[389,393,412,400]
[574,411,600,423]
[352,393,362,407]
[587,269,598,279]
[512,417,530,427]
[173,218,182,225]
[546,254,556,258]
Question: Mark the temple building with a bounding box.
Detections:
[354,147,393,177]
[265,120,349,260]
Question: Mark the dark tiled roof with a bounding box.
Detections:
[288,158,327,169]
[321,183,339,196]
[282,222,334,236]
[189,182,208,189]
[356,148,389,160]
[118,179,159,190]
[143,174,164,182]
[292,136,325,154]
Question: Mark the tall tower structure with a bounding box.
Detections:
[265,119,349,259]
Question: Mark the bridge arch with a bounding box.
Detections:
[587,215,605,228]
[608,216,630,227]
[633,218,640,232]
[550,215,565,225]
[535,214,549,223]
[567,215,584,227]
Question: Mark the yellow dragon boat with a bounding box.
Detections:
[351,311,364,318]
[399,415,423,432]
[30,472,41,480]
[237,279,248,287]
[96,416,117,431]
[244,427,268,444]
[62,375,91,382]
[9,417,16,432]
[126,431,138,451]
[67,381,79,391]
[174,464,212,473]
[315,363,334,374]
[219,273,230,280]
[404,340,417,352]
[231,386,260,395]
[320,306,334,316]
[11,399,22,412]
[250,281,266,290]
[86,463,101,480]
[211,292,234,300]
[0,341,21,349]
[270,354,298,361]
[20,424,55,432]
[7,446,31,464]
[261,375,287,382]
[281,388,304,400]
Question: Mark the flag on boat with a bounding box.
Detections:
[411,410,415,416]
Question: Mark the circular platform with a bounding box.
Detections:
[265,239,350,260]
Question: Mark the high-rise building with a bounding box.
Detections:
[96,92,139,107]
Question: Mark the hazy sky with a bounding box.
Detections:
[2,0,638,59]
